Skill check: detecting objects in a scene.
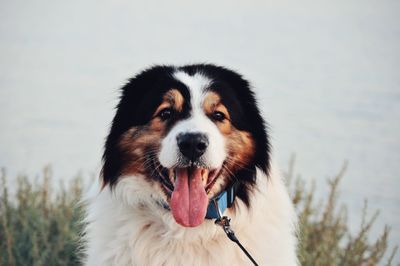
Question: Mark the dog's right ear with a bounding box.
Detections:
[100,65,183,188]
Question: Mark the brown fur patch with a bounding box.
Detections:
[118,89,185,177]
[203,92,230,119]
[225,130,255,173]
[154,89,184,116]
[203,92,232,133]
[118,126,161,177]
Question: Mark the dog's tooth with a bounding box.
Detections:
[168,169,175,183]
[201,169,209,185]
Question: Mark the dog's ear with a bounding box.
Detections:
[101,65,193,187]
[233,87,270,176]
[184,64,270,175]
[178,65,270,206]
[101,66,176,187]
[219,68,271,206]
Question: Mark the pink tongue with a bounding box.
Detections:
[171,168,208,227]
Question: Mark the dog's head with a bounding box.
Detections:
[102,64,270,227]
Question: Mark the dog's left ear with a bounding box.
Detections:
[101,66,177,187]
[201,65,271,175]
[198,65,270,207]
[238,92,270,176]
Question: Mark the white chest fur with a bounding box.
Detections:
[83,168,298,266]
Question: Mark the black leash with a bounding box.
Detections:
[213,200,259,266]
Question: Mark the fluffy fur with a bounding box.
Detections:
[83,64,298,265]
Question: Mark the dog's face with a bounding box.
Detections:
[102,65,270,227]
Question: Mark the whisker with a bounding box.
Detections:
[224,156,254,172]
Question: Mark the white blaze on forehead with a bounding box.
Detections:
[173,71,211,109]
[158,70,226,169]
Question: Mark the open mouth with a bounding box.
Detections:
[160,167,221,195]
[157,165,222,227]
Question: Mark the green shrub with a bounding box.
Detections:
[0,164,398,265]
[0,168,84,266]
[285,158,398,265]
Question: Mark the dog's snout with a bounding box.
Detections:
[177,133,209,161]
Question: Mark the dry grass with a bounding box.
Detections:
[0,163,398,265]
[285,157,398,266]
[0,168,84,266]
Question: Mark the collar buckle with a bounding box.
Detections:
[205,183,237,219]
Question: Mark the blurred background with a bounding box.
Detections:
[0,0,399,262]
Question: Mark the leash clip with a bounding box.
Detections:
[212,199,259,266]
[215,216,237,242]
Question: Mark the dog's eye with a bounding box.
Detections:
[158,108,173,121]
[211,111,226,122]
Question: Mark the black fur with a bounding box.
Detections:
[102,64,270,206]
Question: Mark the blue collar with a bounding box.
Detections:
[205,184,236,219]
[157,184,237,220]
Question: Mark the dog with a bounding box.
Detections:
[83,64,298,265]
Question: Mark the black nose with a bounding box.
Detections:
[177,133,209,161]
